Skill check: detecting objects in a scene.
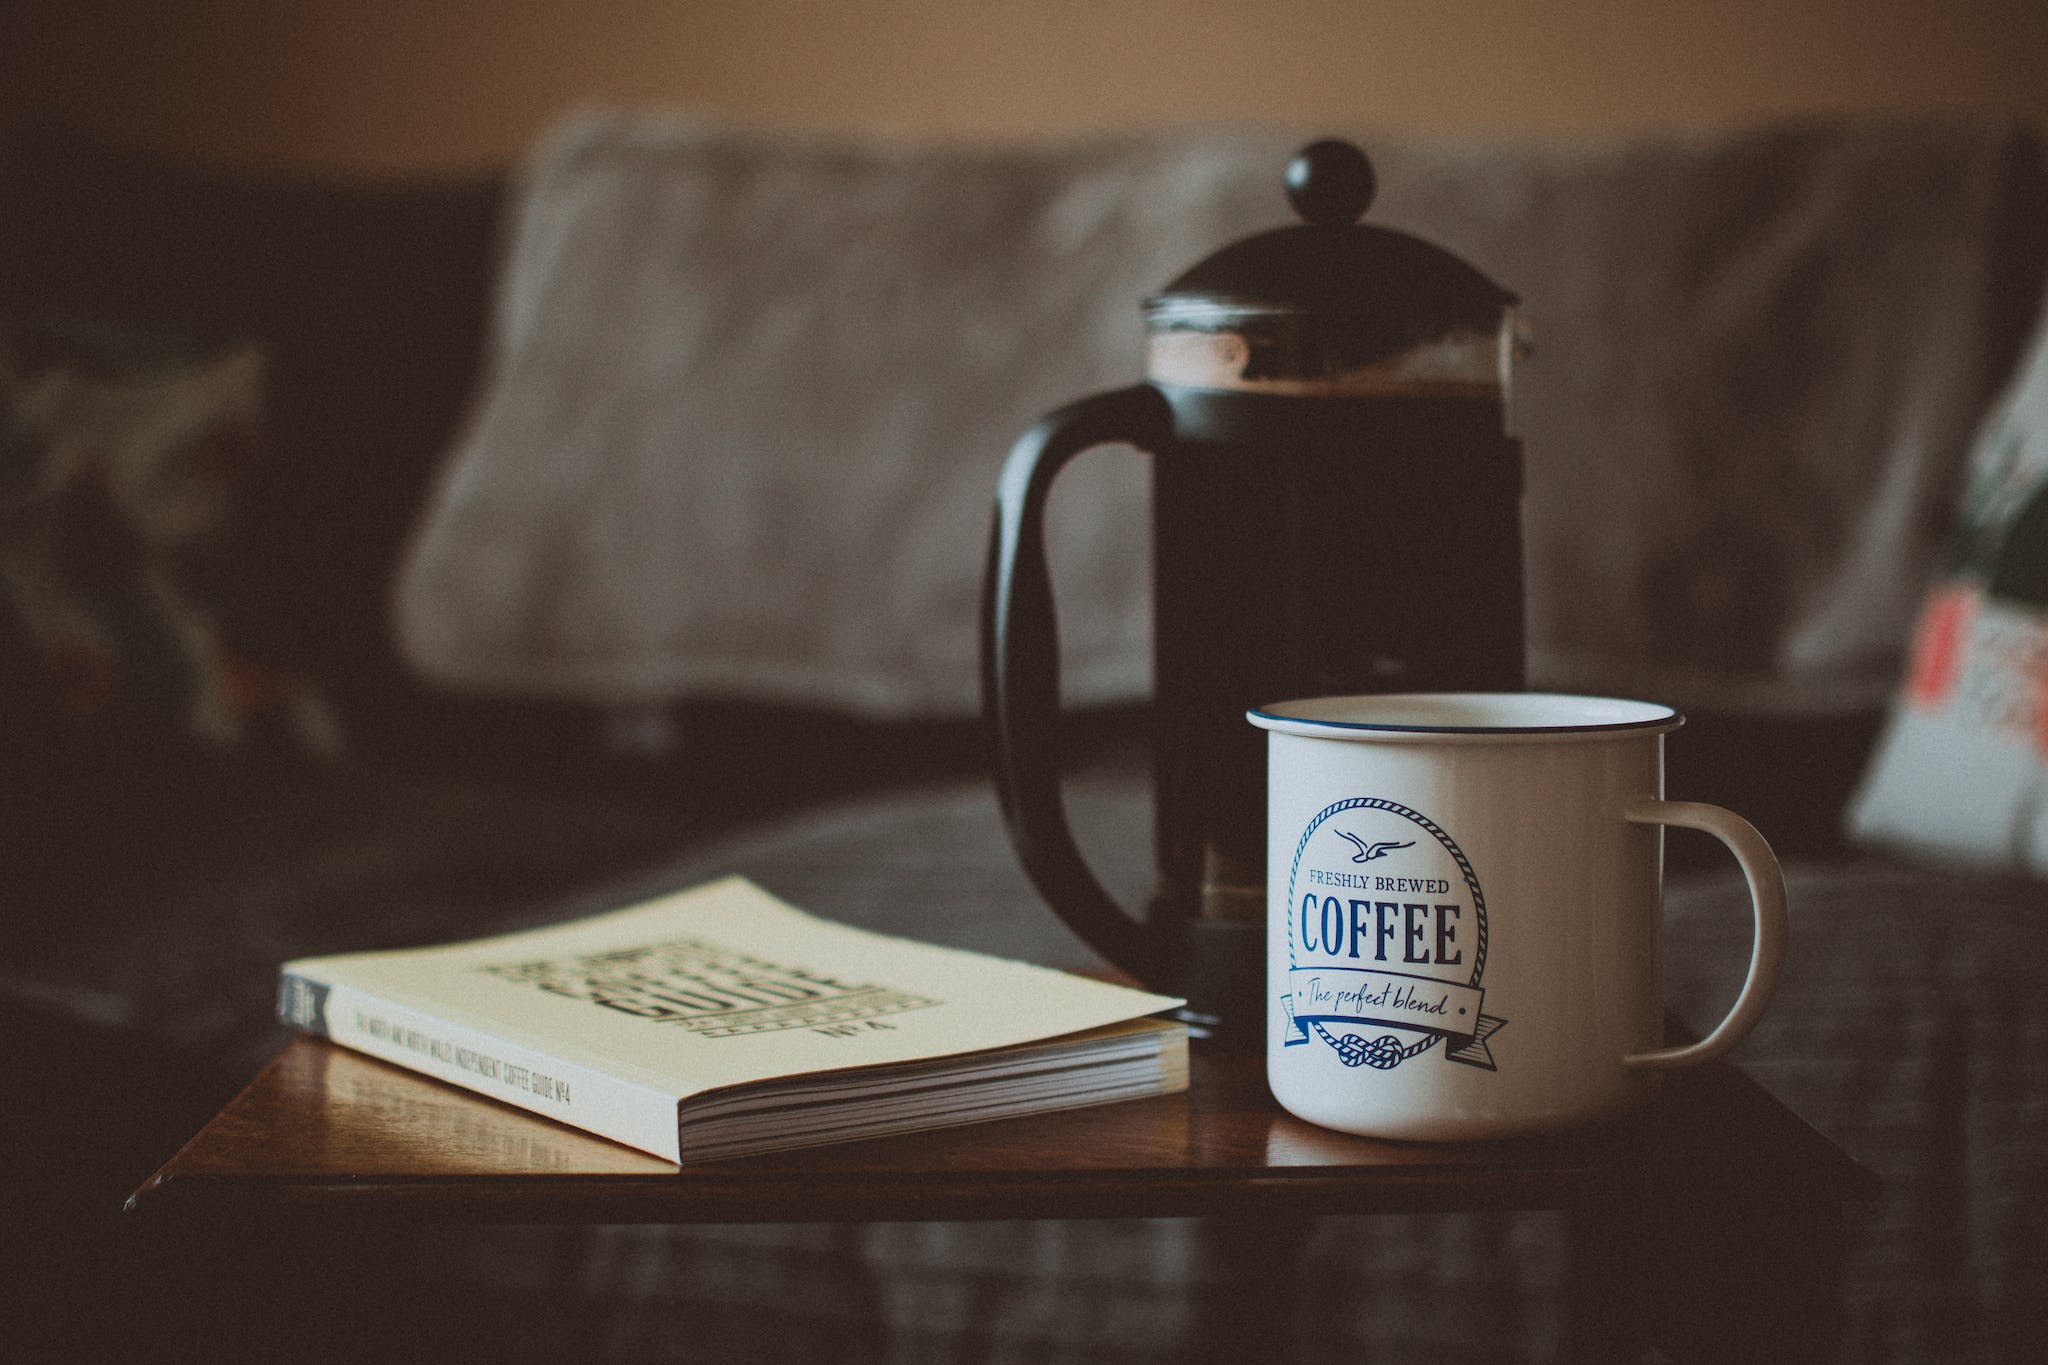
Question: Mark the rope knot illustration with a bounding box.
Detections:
[1329,1029,1409,1070]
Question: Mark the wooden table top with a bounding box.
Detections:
[127,1034,1877,1226]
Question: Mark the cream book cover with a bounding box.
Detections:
[278,877,1187,1163]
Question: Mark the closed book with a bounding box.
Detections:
[277,877,1187,1164]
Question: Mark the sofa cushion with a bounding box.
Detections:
[1848,301,2048,872]
[396,114,1238,715]
[396,113,2045,724]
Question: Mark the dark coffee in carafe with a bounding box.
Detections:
[982,140,1525,1042]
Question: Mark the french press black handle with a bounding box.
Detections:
[981,383,1175,986]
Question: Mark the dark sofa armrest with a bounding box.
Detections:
[0,124,507,751]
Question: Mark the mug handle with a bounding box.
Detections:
[981,384,1176,985]
[1620,799,1789,1071]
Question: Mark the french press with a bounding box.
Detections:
[981,140,1526,1042]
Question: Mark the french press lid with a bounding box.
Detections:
[1144,139,1520,397]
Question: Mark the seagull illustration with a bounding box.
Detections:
[1335,832,1414,864]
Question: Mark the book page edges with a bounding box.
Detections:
[674,1026,1191,1164]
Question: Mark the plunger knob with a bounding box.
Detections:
[1285,139,1377,226]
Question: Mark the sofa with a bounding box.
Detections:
[3,112,2045,1362]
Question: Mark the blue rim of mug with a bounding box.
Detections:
[1247,692,1684,739]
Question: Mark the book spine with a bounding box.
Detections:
[277,970,682,1162]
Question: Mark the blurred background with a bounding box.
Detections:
[3,0,2044,173]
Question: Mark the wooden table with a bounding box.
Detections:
[128,1033,1874,1362]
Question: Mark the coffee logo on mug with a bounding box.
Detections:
[1282,798,1508,1071]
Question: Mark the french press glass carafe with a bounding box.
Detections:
[982,140,1526,1042]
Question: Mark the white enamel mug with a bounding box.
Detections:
[1248,693,1787,1141]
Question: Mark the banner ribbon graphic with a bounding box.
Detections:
[1284,966,1507,1069]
